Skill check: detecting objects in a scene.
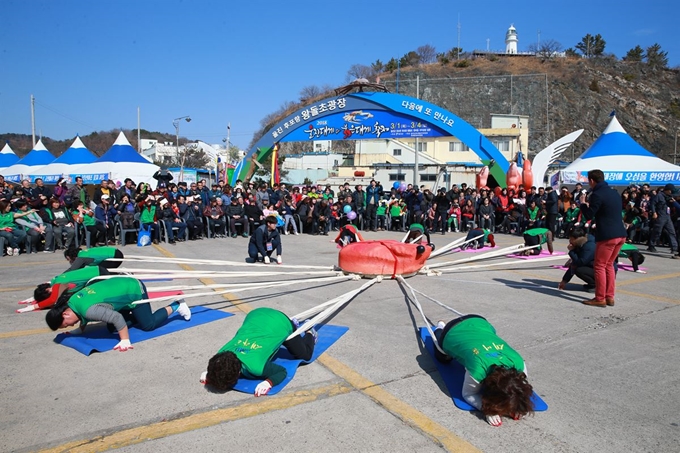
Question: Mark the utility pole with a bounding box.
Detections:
[413,76,420,187]
[30,94,36,147]
[457,14,461,60]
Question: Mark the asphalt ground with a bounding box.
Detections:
[1,230,679,453]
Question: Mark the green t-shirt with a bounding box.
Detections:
[217,308,293,385]
[410,223,425,233]
[618,242,638,258]
[389,204,403,217]
[51,266,103,292]
[0,212,17,229]
[78,247,118,265]
[441,317,524,382]
[68,277,144,327]
[376,205,387,216]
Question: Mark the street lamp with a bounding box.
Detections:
[173,115,191,180]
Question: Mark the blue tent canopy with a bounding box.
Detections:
[0,143,19,168]
[26,137,98,183]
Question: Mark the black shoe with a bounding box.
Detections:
[646,246,658,253]
[169,240,176,245]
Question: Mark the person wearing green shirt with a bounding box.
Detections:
[376,200,387,231]
[19,266,111,313]
[404,222,432,247]
[388,199,405,231]
[617,243,646,273]
[72,200,106,246]
[521,227,553,256]
[461,228,496,250]
[45,277,191,351]
[64,245,124,272]
[0,199,30,256]
[201,308,316,396]
[434,315,534,427]
[139,199,160,244]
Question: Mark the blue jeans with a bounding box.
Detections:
[0,228,27,249]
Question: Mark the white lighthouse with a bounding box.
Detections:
[505,24,518,54]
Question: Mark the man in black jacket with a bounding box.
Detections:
[248,216,281,264]
[580,170,627,307]
[647,183,679,256]
[543,186,559,234]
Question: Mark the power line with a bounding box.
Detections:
[34,100,97,130]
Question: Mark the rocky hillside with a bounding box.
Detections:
[378,56,680,161]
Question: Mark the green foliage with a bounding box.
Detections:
[488,54,498,62]
[645,43,669,70]
[154,145,211,170]
[371,59,384,74]
[384,57,398,73]
[623,73,636,81]
[575,34,606,58]
[399,51,421,68]
[564,48,579,58]
[589,79,600,92]
[669,99,680,119]
[436,52,450,65]
[303,177,313,185]
[454,59,471,68]
[624,45,644,62]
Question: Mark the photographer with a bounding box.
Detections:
[53,178,70,206]
[647,183,679,258]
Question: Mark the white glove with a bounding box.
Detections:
[276,255,282,264]
[16,305,37,313]
[264,256,270,264]
[486,414,502,427]
[254,380,272,397]
[200,371,208,385]
[113,339,134,352]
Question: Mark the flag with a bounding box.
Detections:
[609,110,616,117]
[516,150,524,168]
[271,143,280,186]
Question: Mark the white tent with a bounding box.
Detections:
[560,115,680,186]
[25,136,97,183]
[70,132,158,185]
[1,139,56,183]
[0,142,20,173]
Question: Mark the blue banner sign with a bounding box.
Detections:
[561,170,680,185]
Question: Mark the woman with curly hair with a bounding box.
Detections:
[200,307,316,396]
[434,315,534,426]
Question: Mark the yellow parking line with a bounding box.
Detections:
[617,272,680,287]
[0,328,53,339]
[319,354,480,452]
[0,286,33,292]
[37,383,353,453]
[617,289,680,305]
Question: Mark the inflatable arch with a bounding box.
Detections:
[231,92,509,185]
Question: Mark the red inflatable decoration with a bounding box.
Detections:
[476,166,489,189]
[338,240,431,278]
[506,162,522,192]
[523,159,534,188]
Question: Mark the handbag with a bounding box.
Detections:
[137,225,151,247]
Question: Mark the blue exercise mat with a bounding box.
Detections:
[232,324,349,396]
[419,327,548,411]
[54,306,233,356]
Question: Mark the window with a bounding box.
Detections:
[420,174,438,182]
[389,173,406,181]
[492,139,510,152]
[393,148,402,156]
[449,141,469,152]
[417,142,428,152]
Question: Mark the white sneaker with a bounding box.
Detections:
[294,231,299,235]
[6,247,13,256]
[285,231,289,235]
[437,320,446,330]
[176,300,191,321]
[13,248,19,256]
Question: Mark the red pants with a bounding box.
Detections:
[594,237,625,301]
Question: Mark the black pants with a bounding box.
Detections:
[283,320,315,361]
[185,219,202,238]
[545,213,558,235]
[650,216,678,251]
[101,249,124,269]
[574,266,595,286]
[433,210,448,233]
[365,203,377,230]
[433,314,485,364]
[523,233,541,255]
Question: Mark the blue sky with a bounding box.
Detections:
[1,0,678,151]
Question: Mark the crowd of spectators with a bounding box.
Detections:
[1,171,678,259]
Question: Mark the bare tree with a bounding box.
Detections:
[527,39,563,60]
[416,44,437,64]
[299,85,322,101]
[346,64,374,81]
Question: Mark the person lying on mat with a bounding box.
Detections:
[64,245,124,272]
[434,315,534,427]
[460,228,495,251]
[19,265,111,313]
[200,307,316,396]
[520,227,553,256]
[617,243,646,273]
[45,277,191,351]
